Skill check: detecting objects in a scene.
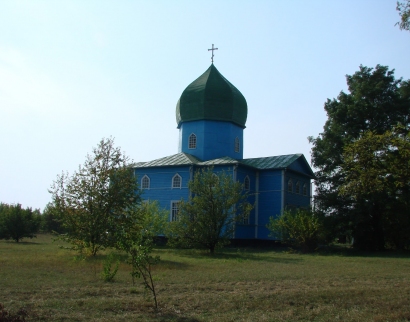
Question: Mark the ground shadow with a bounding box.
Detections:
[162,247,304,264]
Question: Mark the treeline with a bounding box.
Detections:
[0,203,64,242]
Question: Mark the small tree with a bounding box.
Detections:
[0,203,40,242]
[49,137,142,256]
[267,208,323,253]
[116,201,166,310]
[168,167,253,254]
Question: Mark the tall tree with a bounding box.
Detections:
[49,138,142,256]
[396,0,410,31]
[168,167,253,254]
[0,203,40,242]
[340,127,410,249]
[309,65,410,250]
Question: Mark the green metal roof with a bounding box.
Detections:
[134,153,200,168]
[240,154,301,169]
[176,64,248,128]
[133,153,314,178]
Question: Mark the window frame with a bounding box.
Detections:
[303,183,307,196]
[235,137,240,153]
[172,173,182,189]
[141,175,150,190]
[288,179,293,193]
[188,133,197,149]
[295,181,300,194]
[244,175,250,191]
[170,201,180,221]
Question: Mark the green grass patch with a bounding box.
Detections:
[1,235,410,321]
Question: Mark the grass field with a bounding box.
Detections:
[1,234,410,321]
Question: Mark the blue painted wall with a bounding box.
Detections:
[135,166,192,221]
[179,120,244,160]
[285,170,311,209]
[134,163,312,240]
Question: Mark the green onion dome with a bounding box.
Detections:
[176,64,247,128]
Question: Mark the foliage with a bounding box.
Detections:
[39,202,65,234]
[101,253,120,282]
[49,137,142,256]
[115,201,166,310]
[168,167,253,254]
[396,0,410,31]
[340,127,410,249]
[309,65,410,250]
[0,203,40,242]
[127,235,160,310]
[267,208,324,252]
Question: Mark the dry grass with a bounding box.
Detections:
[1,235,410,321]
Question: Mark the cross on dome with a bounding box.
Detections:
[208,44,218,63]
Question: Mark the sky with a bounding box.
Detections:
[1,1,409,211]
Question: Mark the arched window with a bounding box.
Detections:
[243,215,249,225]
[171,201,179,221]
[244,176,250,190]
[235,137,240,153]
[295,181,300,194]
[141,175,150,189]
[288,179,293,193]
[303,183,307,196]
[172,174,182,188]
[188,133,197,149]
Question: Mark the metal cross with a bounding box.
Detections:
[208,44,218,63]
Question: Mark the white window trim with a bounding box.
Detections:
[141,175,150,190]
[244,175,250,191]
[188,133,197,149]
[288,179,293,193]
[170,200,180,222]
[172,173,182,189]
[303,183,307,196]
[295,181,300,194]
[235,137,240,153]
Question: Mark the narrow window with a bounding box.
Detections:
[295,181,300,194]
[243,215,249,225]
[303,183,307,196]
[244,176,250,190]
[235,137,240,153]
[172,174,182,188]
[288,179,293,193]
[171,201,179,221]
[188,133,197,149]
[141,175,150,189]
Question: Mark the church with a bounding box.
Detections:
[133,52,314,240]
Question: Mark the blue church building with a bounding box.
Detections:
[134,63,314,240]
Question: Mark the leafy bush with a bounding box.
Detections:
[101,253,120,282]
[267,208,324,252]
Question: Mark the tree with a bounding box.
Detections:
[0,203,40,242]
[309,65,410,250]
[168,167,253,254]
[267,208,324,252]
[49,138,142,256]
[40,202,65,234]
[396,0,410,31]
[116,201,167,310]
[340,127,410,249]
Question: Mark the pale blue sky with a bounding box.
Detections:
[1,1,409,210]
